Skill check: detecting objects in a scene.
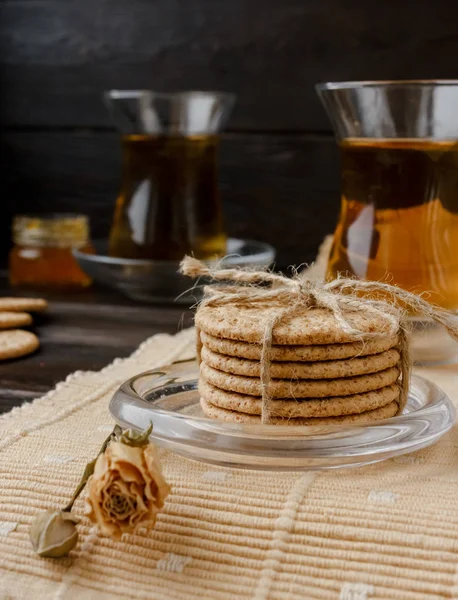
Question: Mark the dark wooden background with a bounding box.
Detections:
[2,0,458,268]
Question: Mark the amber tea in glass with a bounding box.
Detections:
[317,81,458,312]
[331,138,458,309]
[105,91,235,260]
[110,133,225,260]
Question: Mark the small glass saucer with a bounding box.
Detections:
[109,363,455,471]
[73,239,275,303]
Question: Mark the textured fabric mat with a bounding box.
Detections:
[1,233,458,600]
[1,327,457,599]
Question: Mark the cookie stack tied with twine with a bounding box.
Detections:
[180,257,458,426]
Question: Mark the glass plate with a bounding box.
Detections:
[73,238,275,304]
[109,363,455,471]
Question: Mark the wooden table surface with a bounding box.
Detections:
[0,283,193,414]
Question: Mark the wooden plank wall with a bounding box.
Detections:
[1,0,458,267]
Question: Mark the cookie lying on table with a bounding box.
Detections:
[0,330,40,360]
[0,297,47,360]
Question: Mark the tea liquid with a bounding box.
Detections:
[109,134,226,260]
[328,139,458,309]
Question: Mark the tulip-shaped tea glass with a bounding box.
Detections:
[105,90,235,261]
[316,81,458,362]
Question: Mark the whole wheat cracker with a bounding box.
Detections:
[200,330,399,362]
[0,312,32,330]
[0,330,39,360]
[201,345,400,380]
[200,397,399,425]
[0,298,48,313]
[200,362,400,399]
[199,378,400,417]
[196,304,394,346]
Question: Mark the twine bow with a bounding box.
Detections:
[180,256,458,423]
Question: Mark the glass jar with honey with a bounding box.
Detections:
[9,214,93,290]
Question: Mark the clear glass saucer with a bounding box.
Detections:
[73,238,275,303]
[109,363,455,471]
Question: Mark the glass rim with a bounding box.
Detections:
[13,214,90,247]
[316,79,458,92]
[105,89,236,101]
[13,213,89,223]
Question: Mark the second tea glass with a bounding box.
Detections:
[105,90,235,261]
[316,81,458,362]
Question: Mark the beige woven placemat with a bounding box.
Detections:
[1,238,458,600]
[0,328,457,600]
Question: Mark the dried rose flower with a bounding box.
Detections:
[29,510,79,558]
[85,441,170,539]
[29,423,168,556]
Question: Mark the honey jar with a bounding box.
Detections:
[9,214,93,290]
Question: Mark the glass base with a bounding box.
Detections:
[408,317,458,366]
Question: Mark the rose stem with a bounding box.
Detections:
[63,428,117,513]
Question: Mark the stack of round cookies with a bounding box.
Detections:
[0,298,47,361]
[196,304,402,425]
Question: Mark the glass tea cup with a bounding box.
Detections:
[316,80,458,362]
[105,90,235,261]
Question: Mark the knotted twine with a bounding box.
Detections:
[180,256,458,424]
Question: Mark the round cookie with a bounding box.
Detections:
[0,298,48,313]
[200,345,401,380]
[0,330,40,360]
[0,312,32,330]
[200,397,399,425]
[198,379,400,417]
[200,362,400,399]
[196,304,396,346]
[200,331,399,362]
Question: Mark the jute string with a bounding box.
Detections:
[180,256,458,424]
